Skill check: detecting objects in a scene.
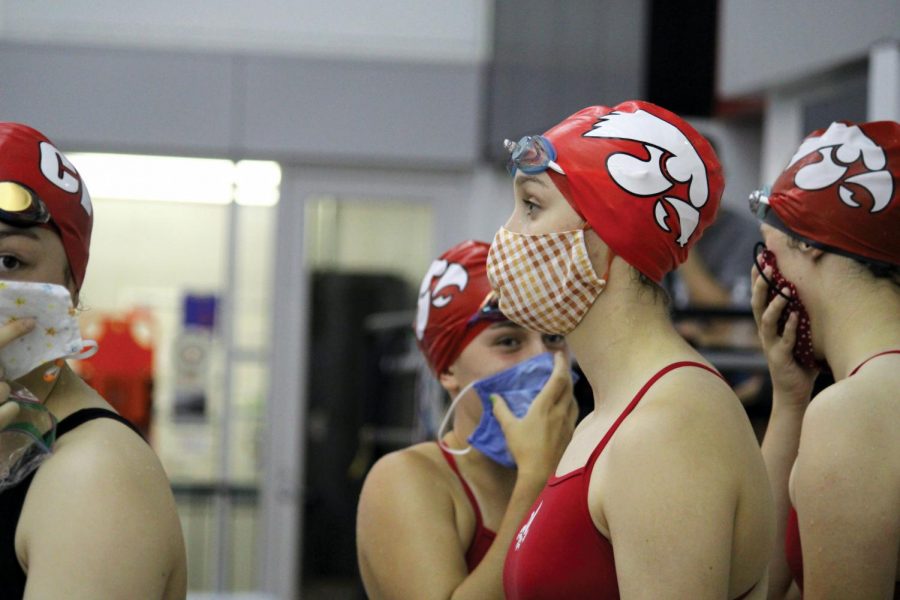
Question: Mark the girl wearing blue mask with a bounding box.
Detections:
[357,240,578,600]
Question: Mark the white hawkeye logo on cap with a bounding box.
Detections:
[415,260,469,341]
[39,142,92,217]
[585,109,709,247]
[787,122,893,214]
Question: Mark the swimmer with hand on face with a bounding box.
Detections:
[357,240,578,600]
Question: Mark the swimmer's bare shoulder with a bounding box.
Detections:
[357,442,473,599]
[15,403,187,599]
[358,441,464,539]
[788,370,900,595]
[593,366,772,598]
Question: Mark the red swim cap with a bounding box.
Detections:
[543,100,723,283]
[0,123,93,289]
[766,120,899,268]
[414,240,497,374]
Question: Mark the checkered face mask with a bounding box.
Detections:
[487,226,607,335]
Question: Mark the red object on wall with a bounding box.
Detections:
[79,310,155,438]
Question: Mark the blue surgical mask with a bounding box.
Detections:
[437,352,578,469]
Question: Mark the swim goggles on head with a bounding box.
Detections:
[466,291,506,328]
[0,181,52,227]
[504,135,566,176]
[748,187,896,270]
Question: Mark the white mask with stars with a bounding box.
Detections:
[0,281,96,381]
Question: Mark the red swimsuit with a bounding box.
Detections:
[503,361,756,599]
[438,445,497,571]
[785,349,900,596]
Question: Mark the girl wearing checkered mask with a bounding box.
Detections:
[493,101,774,600]
[0,123,186,598]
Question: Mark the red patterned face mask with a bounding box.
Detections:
[754,243,827,371]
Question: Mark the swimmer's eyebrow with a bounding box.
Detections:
[515,175,550,188]
[488,321,522,330]
[0,230,40,241]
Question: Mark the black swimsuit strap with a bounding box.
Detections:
[55,408,144,441]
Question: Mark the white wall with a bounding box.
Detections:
[0,0,492,63]
[718,0,899,97]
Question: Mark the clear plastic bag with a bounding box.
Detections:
[0,385,56,493]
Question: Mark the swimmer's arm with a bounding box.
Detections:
[600,402,736,599]
[793,392,899,598]
[17,421,187,600]
[356,450,545,600]
[753,264,816,598]
[761,392,807,597]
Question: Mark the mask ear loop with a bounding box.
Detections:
[41,339,99,383]
[599,249,615,284]
[581,223,615,285]
[436,380,476,456]
[752,242,791,301]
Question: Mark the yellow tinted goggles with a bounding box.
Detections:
[0,181,51,226]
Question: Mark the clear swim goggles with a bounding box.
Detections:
[504,135,566,176]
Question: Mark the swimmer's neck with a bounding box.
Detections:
[814,275,900,380]
[566,267,685,414]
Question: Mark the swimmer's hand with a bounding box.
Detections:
[0,400,20,429]
[491,351,577,481]
[750,263,817,405]
[0,317,37,428]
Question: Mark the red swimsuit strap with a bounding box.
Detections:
[848,349,900,377]
[585,361,723,472]
[437,444,486,531]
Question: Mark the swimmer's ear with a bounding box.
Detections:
[438,367,460,395]
[798,241,824,261]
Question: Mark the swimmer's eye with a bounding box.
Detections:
[522,198,540,217]
[541,334,565,349]
[0,255,23,272]
[494,335,523,350]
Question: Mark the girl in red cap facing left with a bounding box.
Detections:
[751,120,900,599]
[0,123,186,599]
[490,101,774,599]
[357,240,578,600]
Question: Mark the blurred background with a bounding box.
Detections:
[0,1,896,598]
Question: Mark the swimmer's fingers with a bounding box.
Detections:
[532,351,573,413]
[750,265,771,328]
[490,393,514,433]
[758,287,790,348]
[0,391,19,429]
[780,310,799,353]
[0,318,36,353]
[565,395,578,430]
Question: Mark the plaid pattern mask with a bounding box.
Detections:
[487,226,606,335]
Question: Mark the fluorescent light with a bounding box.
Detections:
[68,153,281,206]
[235,160,281,207]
